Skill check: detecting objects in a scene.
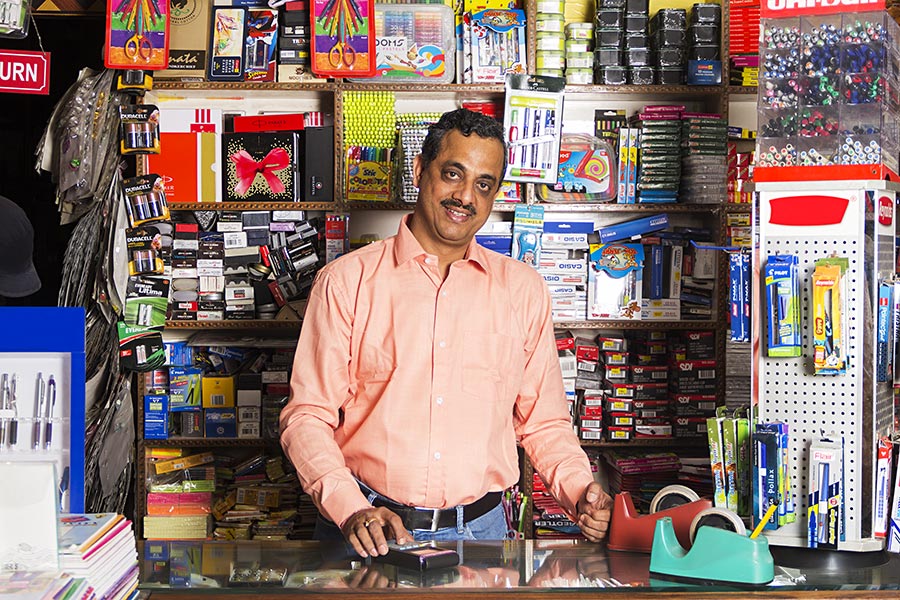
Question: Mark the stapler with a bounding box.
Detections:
[607,485,713,553]
[649,516,774,586]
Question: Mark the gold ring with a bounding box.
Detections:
[363,518,376,527]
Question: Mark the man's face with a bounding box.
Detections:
[411,129,505,254]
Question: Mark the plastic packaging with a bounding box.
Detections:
[538,134,617,202]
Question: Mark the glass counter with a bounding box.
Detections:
[139,539,900,598]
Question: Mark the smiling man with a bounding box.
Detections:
[280,109,611,558]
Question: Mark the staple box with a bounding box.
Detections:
[238,406,260,423]
[238,421,261,438]
[176,411,204,437]
[630,365,668,383]
[580,428,603,441]
[673,416,708,438]
[606,426,633,440]
[672,394,718,416]
[672,330,716,359]
[205,408,238,438]
[635,424,672,437]
[202,375,236,408]
[237,389,262,407]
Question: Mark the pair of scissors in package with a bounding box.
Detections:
[328,11,355,68]
[124,6,153,61]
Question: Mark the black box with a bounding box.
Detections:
[222,132,299,202]
[302,126,335,201]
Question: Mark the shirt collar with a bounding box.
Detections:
[393,214,489,272]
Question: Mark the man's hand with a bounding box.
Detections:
[575,482,613,542]
[341,507,412,558]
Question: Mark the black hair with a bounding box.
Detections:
[419,108,507,177]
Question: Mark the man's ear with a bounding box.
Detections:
[412,154,423,188]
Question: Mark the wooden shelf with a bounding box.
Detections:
[580,438,708,448]
[168,202,336,211]
[728,85,758,95]
[564,84,723,96]
[554,320,717,330]
[344,82,505,93]
[153,80,337,91]
[144,438,277,447]
[724,203,753,213]
[165,320,300,329]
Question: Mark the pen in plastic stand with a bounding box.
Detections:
[33,373,45,449]
[45,375,56,450]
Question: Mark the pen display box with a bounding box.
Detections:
[222,133,299,203]
[350,4,455,83]
[756,11,900,180]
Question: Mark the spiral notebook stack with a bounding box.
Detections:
[57,513,139,600]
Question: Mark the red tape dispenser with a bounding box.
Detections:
[607,485,713,553]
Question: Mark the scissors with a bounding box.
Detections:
[124,6,153,61]
[328,11,355,68]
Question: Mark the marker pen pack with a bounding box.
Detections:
[765,254,801,357]
[754,422,793,531]
[812,257,849,375]
[720,408,740,513]
[807,436,843,549]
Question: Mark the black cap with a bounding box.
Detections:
[0,196,41,298]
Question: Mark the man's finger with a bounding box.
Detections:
[383,511,412,544]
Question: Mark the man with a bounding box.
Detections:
[280,109,611,558]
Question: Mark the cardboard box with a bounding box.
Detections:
[144,395,169,439]
[205,408,237,438]
[202,375,236,408]
[157,0,212,79]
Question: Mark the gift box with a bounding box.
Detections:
[222,132,299,202]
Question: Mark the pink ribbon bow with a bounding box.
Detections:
[230,148,290,196]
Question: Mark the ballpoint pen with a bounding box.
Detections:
[0,374,8,450]
[45,375,56,450]
[34,373,45,450]
[7,375,16,449]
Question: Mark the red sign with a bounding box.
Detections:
[0,50,51,96]
[760,0,883,18]
[878,196,893,226]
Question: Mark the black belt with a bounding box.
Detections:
[371,492,502,531]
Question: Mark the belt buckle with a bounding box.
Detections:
[430,508,440,532]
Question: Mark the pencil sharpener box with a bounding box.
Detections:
[350,4,455,83]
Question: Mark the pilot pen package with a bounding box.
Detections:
[812,257,849,375]
[588,243,644,320]
[765,254,801,357]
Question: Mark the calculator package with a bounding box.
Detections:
[350,4,455,83]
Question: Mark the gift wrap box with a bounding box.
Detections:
[222,132,299,202]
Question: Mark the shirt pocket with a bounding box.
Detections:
[460,331,520,403]
[351,341,396,408]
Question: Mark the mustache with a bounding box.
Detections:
[440,198,477,216]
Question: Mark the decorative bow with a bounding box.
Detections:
[230,148,290,196]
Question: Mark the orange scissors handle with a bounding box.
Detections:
[329,41,355,68]
[125,33,153,60]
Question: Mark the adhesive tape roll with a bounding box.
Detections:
[689,507,747,544]
[535,51,566,70]
[649,484,701,513]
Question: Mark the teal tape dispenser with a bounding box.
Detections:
[649,515,775,586]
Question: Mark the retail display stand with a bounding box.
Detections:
[0,307,86,513]
[754,180,897,551]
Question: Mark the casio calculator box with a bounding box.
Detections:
[350,4,455,83]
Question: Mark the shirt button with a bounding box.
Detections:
[425,257,434,265]
[436,396,443,405]
[434,452,441,460]
[441,291,448,297]
[438,340,446,348]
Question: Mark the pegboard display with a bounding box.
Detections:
[755,181,897,552]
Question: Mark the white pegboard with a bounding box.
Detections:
[755,182,897,552]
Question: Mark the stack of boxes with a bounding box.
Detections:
[168,211,322,322]
[535,5,566,77]
[729,0,760,86]
[650,8,686,85]
[623,0,651,85]
[540,221,591,322]
[727,137,755,205]
[681,113,728,204]
[593,0,625,85]
[686,3,722,84]
[635,105,683,203]
[277,2,312,83]
[565,23,595,85]
[560,330,719,442]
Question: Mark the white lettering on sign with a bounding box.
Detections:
[0,61,38,83]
